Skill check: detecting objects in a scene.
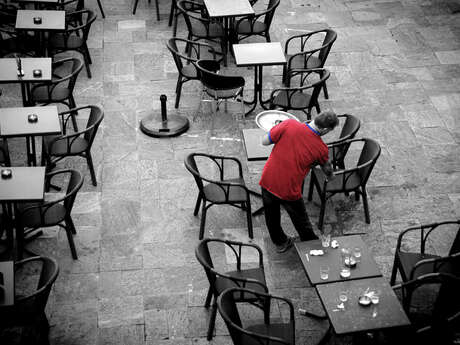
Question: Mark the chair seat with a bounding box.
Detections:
[287,54,321,69]
[204,87,242,100]
[182,64,198,79]
[31,84,70,103]
[203,177,247,203]
[313,169,362,192]
[17,203,67,228]
[44,135,89,156]
[244,323,293,345]
[236,20,267,35]
[397,252,442,280]
[191,22,224,38]
[272,90,311,109]
[48,33,84,50]
[215,267,266,295]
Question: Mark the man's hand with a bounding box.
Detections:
[261,133,273,146]
[320,161,334,178]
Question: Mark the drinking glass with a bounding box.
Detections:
[340,266,350,278]
[339,290,348,303]
[353,247,362,262]
[321,234,331,249]
[341,247,351,265]
[370,290,380,304]
[320,266,329,280]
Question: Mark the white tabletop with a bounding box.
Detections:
[204,0,254,18]
[233,42,286,66]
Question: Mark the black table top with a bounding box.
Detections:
[0,261,14,307]
[0,106,61,137]
[15,10,65,31]
[0,167,45,202]
[233,42,286,67]
[294,235,382,285]
[242,128,272,161]
[316,277,411,335]
[203,0,254,18]
[0,58,52,83]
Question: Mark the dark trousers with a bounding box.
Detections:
[261,187,318,245]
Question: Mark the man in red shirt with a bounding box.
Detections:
[259,111,339,252]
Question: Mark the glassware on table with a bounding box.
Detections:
[340,266,351,278]
[353,247,362,263]
[321,233,331,249]
[320,266,329,280]
[370,290,380,304]
[339,290,348,303]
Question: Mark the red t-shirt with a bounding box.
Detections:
[259,119,329,201]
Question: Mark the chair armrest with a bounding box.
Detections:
[284,30,323,53]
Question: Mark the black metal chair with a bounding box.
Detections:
[167,38,217,109]
[184,153,254,240]
[132,0,159,20]
[218,287,330,345]
[390,220,460,285]
[283,29,337,99]
[195,59,245,126]
[308,138,381,230]
[41,105,104,186]
[0,256,59,345]
[391,273,460,345]
[195,238,267,340]
[269,68,330,120]
[0,6,38,57]
[234,0,280,43]
[30,57,84,131]
[15,169,83,259]
[48,9,97,78]
[176,0,227,64]
[56,0,104,18]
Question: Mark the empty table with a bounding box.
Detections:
[242,128,272,161]
[0,106,61,166]
[15,10,65,56]
[316,277,411,335]
[233,42,286,115]
[0,261,14,307]
[294,235,382,286]
[0,58,52,106]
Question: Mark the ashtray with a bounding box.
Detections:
[344,257,357,267]
[331,240,339,248]
[17,69,25,77]
[33,17,42,24]
[358,295,371,306]
[33,69,42,77]
[28,114,38,123]
[1,169,12,179]
[255,110,300,131]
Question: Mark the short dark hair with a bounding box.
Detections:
[314,111,339,130]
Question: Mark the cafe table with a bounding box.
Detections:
[242,128,272,161]
[0,106,61,166]
[0,261,14,307]
[233,42,286,116]
[0,58,52,106]
[203,0,254,66]
[294,235,382,286]
[15,10,66,56]
[0,167,46,259]
[316,277,411,336]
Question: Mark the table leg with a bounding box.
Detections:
[257,65,270,110]
[25,136,37,166]
[96,0,106,18]
[242,66,259,116]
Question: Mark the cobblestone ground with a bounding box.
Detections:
[1,0,460,344]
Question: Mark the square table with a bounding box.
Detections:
[233,42,286,116]
[0,167,46,202]
[242,128,272,161]
[0,106,61,166]
[15,10,65,56]
[0,58,52,106]
[0,261,14,307]
[294,235,382,286]
[316,277,411,335]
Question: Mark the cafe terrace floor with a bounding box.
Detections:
[1,0,460,344]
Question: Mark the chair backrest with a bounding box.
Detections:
[264,0,280,26]
[217,287,295,345]
[328,114,361,168]
[63,169,84,212]
[50,56,84,94]
[65,9,97,41]
[195,59,244,92]
[357,138,381,184]
[83,104,104,145]
[318,29,337,64]
[397,273,460,344]
[195,238,217,288]
[184,152,205,194]
[13,256,59,321]
[177,0,211,38]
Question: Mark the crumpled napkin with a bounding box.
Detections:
[309,249,324,256]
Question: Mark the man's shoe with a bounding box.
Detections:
[276,236,295,253]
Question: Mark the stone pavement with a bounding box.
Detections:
[1,0,460,344]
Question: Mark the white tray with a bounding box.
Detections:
[255,110,300,131]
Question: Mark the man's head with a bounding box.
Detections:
[313,111,339,136]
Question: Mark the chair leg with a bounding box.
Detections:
[132,0,140,14]
[390,255,399,285]
[169,0,175,26]
[66,215,77,235]
[318,195,326,230]
[194,193,202,216]
[207,295,217,340]
[62,224,78,259]
[175,76,183,108]
[246,200,253,238]
[96,0,105,18]
[155,0,160,21]
[68,96,78,132]
[86,151,97,186]
[362,186,370,224]
[172,11,179,37]
[199,201,207,240]
[204,286,213,307]
[82,46,92,78]
[323,82,329,99]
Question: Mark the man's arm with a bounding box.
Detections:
[261,133,273,146]
[320,161,334,178]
